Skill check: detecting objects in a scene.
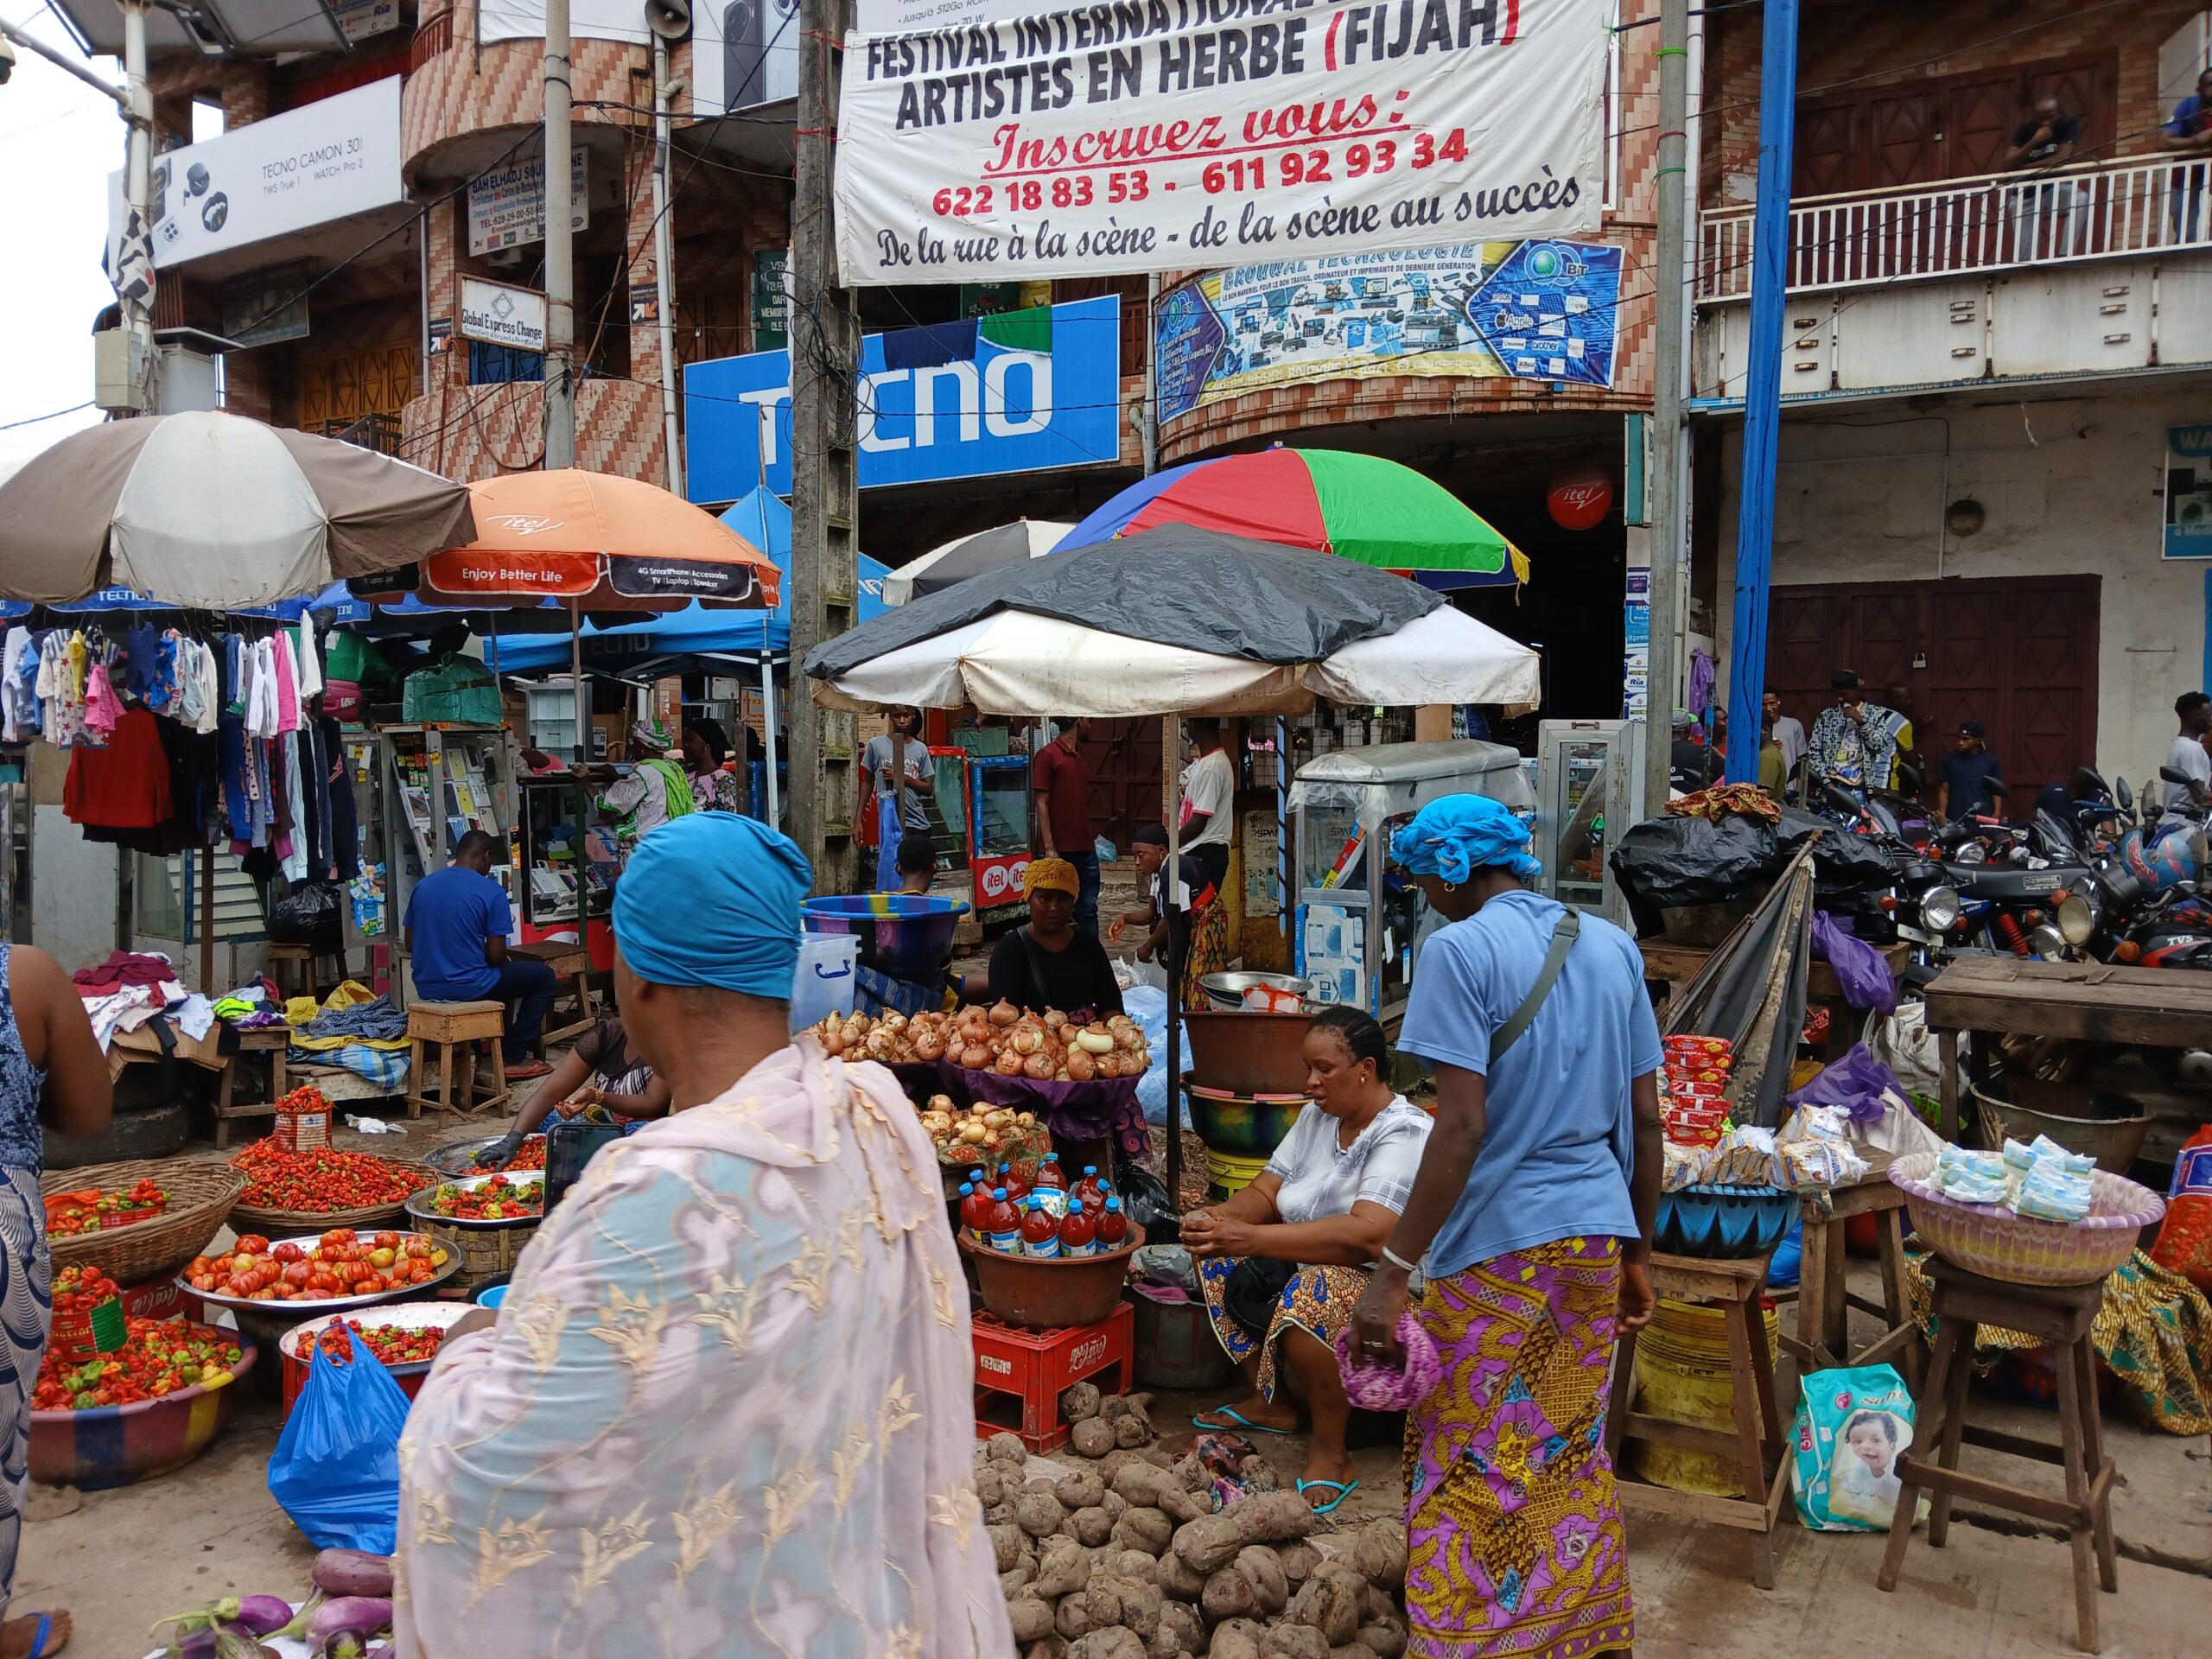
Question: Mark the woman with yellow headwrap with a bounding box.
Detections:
[986,855,1125,1022]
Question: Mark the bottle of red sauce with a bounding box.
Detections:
[1094,1196,1128,1253]
[1058,1203,1096,1258]
[1020,1195,1062,1257]
[985,1188,1022,1255]
[1073,1165,1103,1212]
[997,1161,1031,1204]
[1033,1155,1065,1198]
[958,1181,991,1243]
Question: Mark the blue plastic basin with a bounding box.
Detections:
[474,1283,508,1309]
[800,894,970,979]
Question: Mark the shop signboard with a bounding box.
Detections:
[752,249,791,350]
[835,0,1607,284]
[974,852,1032,907]
[683,294,1122,501]
[1157,239,1624,418]
[479,0,796,115]
[2164,423,2212,558]
[332,0,399,42]
[221,264,314,348]
[109,78,404,270]
[458,277,550,353]
[467,149,590,255]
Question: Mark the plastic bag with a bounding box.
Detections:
[1118,954,1168,995]
[1791,1363,1924,1532]
[1112,1157,1180,1244]
[2149,1126,2212,1289]
[1867,1001,1947,1097]
[1609,811,1781,918]
[1811,912,1898,1014]
[1786,1043,1910,1128]
[269,881,341,948]
[267,1325,410,1551]
[1123,985,1171,1125]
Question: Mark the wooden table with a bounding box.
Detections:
[509,940,597,1052]
[212,1027,290,1150]
[1921,957,2212,1139]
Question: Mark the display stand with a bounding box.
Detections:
[377,725,517,1001]
[211,1027,290,1150]
[1606,1251,1791,1590]
[1779,1156,1922,1390]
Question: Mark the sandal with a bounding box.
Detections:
[1296,1478,1359,1516]
[1191,1406,1293,1436]
[25,1614,64,1659]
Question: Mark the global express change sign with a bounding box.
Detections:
[1154,238,1624,418]
[834,0,1609,284]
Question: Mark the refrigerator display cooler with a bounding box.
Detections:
[1288,740,1534,1020]
[1533,718,1647,928]
[516,773,616,946]
[928,747,1033,922]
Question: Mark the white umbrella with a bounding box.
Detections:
[880,518,1072,606]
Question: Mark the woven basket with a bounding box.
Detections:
[1887,1152,2165,1287]
[228,1160,438,1239]
[41,1160,248,1286]
[422,1217,540,1288]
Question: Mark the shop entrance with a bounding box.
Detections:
[1449,488,1627,735]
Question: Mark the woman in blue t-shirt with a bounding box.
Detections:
[1349,794,1663,1659]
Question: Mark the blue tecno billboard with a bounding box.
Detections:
[683,296,1122,504]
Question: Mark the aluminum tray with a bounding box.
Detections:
[180,1230,462,1315]
[405,1172,547,1231]
[277,1300,480,1371]
[423,1135,547,1178]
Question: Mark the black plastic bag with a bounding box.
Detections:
[1776,807,1903,897]
[1609,812,1783,925]
[268,881,341,948]
[1111,1157,1180,1244]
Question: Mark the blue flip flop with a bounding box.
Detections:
[1297,1478,1359,1516]
[25,1614,55,1659]
[1192,1407,1293,1436]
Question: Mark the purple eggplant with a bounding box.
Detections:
[306,1597,394,1649]
[232,1597,294,1637]
[311,1549,395,1599]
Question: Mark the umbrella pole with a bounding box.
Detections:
[571,600,590,965]
[1163,715,1184,1213]
[761,658,780,827]
[199,842,216,995]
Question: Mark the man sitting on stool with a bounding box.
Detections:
[404,830,556,1081]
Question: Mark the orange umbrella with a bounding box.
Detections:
[423,469,779,609]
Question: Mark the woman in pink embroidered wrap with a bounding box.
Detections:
[393,813,1014,1659]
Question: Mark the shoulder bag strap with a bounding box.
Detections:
[1492,910,1581,1060]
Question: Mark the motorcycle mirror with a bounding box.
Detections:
[2115,777,2133,811]
[2159,766,2193,786]
[1823,785,1862,817]
[1896,760,1923,794]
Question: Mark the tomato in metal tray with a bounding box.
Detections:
[184,1227,449,1302]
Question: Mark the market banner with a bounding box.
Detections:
[1154,239,1623,418]
[2165,423,2212,559]
[834,0,1610,285]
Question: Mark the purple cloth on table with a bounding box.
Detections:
[887,1059,1150,1160]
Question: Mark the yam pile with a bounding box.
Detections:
[975,1385,1408,1659]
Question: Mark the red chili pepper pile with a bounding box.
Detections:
[313,1319,448,1368]
[31,1318,244,1411]
[232,1138,425,1212]
[276,1084,334,1116]
[473,1135,547,1173]
[45,1178,168,1237]
[185,1228,448,1302]
[53,1264,119,1313]
[423,1175,543,1221]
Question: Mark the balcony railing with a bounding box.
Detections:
[410,9,455,73]
[1699,154,2212,302]
[321,412,403,456]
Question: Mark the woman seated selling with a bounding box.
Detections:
[477,1014,672,1168]
[1184,1007,1432,1514]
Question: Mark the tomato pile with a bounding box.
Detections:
[53,1264,120,1313]
[473,1135,547,1173]
[45,1178,168,1237]
[232,1138,426,1213]
[32,1319,243,1411]
[423,1175,542,1221]
[184,1228,449,1302]
[312,1319,448,1368]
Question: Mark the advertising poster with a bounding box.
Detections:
[835,0,1608,283]
[2165,423,2212,558]
[467,149,590,255]
[1154,239,1623,418]
[479,0,798,114]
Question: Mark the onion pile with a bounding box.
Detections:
[811,1004,1152,1082]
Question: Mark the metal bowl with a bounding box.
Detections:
[181,1230,463,1316]
[1198,971,1313,1013]
[1970,1077,2152,1173]
[406,1172,548,1231]
[425,1135,547,1178]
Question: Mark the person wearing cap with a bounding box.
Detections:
[1807,670,1902,793]
[392,813,1016,1659]
[1667,709,1716,793]
[1936,720,2007,823]
[1349,793,1661,1659]
[985,856,1124,1021]
[1110,822,1231,1004]
[594,716,696,857]
[2160,691,2212,833]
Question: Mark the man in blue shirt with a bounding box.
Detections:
[1347,794,1661,1659]
[403,830,556,1080]
[2163,66,2212,241]
[1936,720,2007,823]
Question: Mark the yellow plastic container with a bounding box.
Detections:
[1628,1297,1779,1497]
[1204,1147,1270,1201]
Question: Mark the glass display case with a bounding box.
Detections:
[1288,740,1534,1020]
[517,774,615,935]
[928,747,1033,920]
[1533,718,1647,927]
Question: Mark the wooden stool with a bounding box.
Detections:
[1606,1251,1791,1589]
[1877,1259,2115,1651]
[510,942,595,1054]
[268,941,347,1002]
[405,1001,508,1119]
[1783,1159,1923,1391]
[211,1026,290,1151]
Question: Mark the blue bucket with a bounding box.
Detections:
[800,893,970,978]
[474,1283,508,1310]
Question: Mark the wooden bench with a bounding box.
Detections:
[211,1026,290,1151]
[509,939,596,1053]
[267,941,348,1002]
[1778,1154,1923,1392]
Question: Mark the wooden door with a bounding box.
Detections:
[1867,92,1944,188]
[1794,98,1860,196]
[1948,72,2025,178]
[1077,717,1164,851]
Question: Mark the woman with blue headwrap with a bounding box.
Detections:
[393,814,1015,1659]
[1347,794,1665,1659]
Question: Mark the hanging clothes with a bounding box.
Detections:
[62,706,172,830]
[83,648,124,739]
[320,715,359,880]
[246,639,278,739]
[295,620,323,702]
[0,630,29,742]
[271,631,302,734]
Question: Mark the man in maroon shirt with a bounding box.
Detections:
[1033,717,1099,934]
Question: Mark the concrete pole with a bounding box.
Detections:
[652,32,682,492]
[121,0,155,410]
[543,0,576,468]
[1641,0,1689,817]
[789,0,861,892]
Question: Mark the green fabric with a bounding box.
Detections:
[978,306,1053,354]
[639,757,695,819]
[1297,448,1514,574]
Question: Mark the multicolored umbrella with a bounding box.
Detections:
[1054,448,1526,588]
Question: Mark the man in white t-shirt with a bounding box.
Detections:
[1180,718,1237,895]
[2160,690,2212,831]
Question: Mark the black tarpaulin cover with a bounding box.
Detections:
[803,525,1440,681]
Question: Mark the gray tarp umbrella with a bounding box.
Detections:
[880,518,1073,606]
[0,410,477,609]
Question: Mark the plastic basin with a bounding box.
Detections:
[960,1224,1143,1330]
[1185,1079,1306,1158]
[29,1335,257,1491]
[1887,1153,2164,1287]
[802,893,970,978]
[1182,1011,1314,1096]
[1655,1184,1798,1259]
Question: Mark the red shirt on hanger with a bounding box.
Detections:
[63,706,174,830]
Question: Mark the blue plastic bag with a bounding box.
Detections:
[1125,985,1171,1126]
[267,1325,410,1551]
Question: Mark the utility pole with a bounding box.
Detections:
[543,0,576,469]
[1641,0,1688,814]
[789,0,860,893]
[120,0,152,405]
[651,24,682,491]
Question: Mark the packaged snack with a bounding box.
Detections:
[1710,1125,1782,1187]
[2150,1127,2212,1288]
[1664,1034,1734,1058]
[1662,1142,1713,1192]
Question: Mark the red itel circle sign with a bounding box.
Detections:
[1548,474,1614,531]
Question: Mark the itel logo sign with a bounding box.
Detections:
[977,856,1030,901]
[485,513,566,537]
[1547,474,1613,531]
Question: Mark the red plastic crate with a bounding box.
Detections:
[973,1303,1135,1452]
